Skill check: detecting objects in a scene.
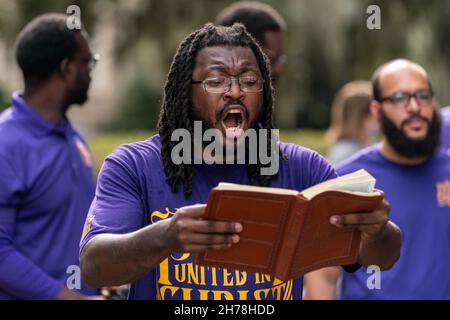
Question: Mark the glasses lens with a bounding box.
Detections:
[416,90,433,104]
[390,92,409,106]
[240,76,262,92]
[204,77,229,93]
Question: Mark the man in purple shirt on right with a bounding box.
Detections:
[0,14,99,299]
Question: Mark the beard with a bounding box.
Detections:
[70,73,91,105]
[380,107,441,158]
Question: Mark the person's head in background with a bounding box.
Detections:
[325,81,378,164]
[215,1,287,84]
[371,59,441,162]
[15,13,97,116]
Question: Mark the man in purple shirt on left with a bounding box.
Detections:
[0,13,100,299]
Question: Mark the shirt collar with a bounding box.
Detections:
[12,91,73,137]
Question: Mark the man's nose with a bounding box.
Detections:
[224,79,244,100]
[405,95,421,113]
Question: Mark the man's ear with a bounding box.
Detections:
[59,58,76,82]
[370,100,380,118]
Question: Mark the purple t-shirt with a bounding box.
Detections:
[0,92,97,299]
[80,134,337,300]
[441,106,450,153]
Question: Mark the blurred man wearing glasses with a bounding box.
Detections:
[215,1,287,84]
[304,59,450,299]
[0,13,100,299]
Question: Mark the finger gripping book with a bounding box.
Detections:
[194,170,384,281]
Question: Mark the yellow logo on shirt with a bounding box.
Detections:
[75,138,93,167]
[436,180,450,207]
[81,214,93,240]
[151,207,175,223]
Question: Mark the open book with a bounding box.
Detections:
[194,170,383,281]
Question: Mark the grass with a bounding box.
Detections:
[88,129,328,174]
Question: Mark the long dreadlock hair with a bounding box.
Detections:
[158,23,284,197]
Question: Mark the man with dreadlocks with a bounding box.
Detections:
[80,23,401,300]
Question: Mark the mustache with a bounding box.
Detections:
[216,100,249,122]
[401,114,430,129]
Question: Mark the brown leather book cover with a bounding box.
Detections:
[193,181,384,281]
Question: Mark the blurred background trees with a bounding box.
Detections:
[0,0,449,132]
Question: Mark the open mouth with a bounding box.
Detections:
[221,106,247,138]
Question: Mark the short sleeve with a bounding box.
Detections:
[308,151,338,186]
[279,143,337,191]
[80,148,145,251]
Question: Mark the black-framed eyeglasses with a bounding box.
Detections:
[379,89,434,109]
[71,53,101,71]
[191,76,264,94]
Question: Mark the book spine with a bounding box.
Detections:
[274,196,309,280]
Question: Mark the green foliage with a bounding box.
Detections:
[108,74,162,131]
